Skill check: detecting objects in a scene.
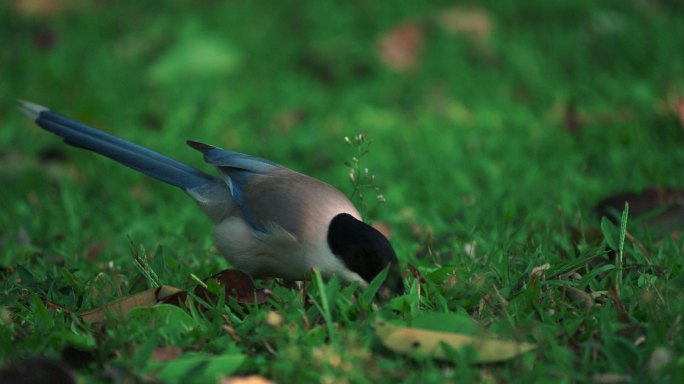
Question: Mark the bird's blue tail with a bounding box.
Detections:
[18,100,216,190]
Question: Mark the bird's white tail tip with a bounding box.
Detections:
[17,100,49,120]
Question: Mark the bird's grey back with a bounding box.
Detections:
[242,168,360,242]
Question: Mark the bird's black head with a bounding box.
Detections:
[327,213,404,295]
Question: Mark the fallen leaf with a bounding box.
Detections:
[592,373,632,383]
[274,109,307,133]
[11,0,66,16]
[657,88,684,131]
[563,102,583,133]
[86,240,109,261]
[265,311,283,328]
[194,269,269,305]
[563,286,593,311]
[81,285,183,324]
[80,269,269,331]
[375,319,535,363]
[220,375,274,384]
[436,6,493,44]
[596,187,684,237]
[530,263,550,279]
[1,307,11,323]
[648,347,672,374]
[377,22,424,72]
[150,346,184,363]
[130,183,152,206]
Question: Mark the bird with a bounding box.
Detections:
[18,100,404,294]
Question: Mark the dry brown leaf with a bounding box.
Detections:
[81,285,183,324]
[86,240,109,262]
[12,0,65,16]
[194,269,269,305]
[648,347,673,374]
[436,7,494,44]
[81,269,268,330]
[592,373,632,383]
[564,102,583,133]
[530,263,550,279]
[377,22,424,72]
[563,286,593,311]
[1,307,11,323]
[375,320,536,363]
[150,346,184,362]
[677,99,684,130]
[265,311,283,328]
[274,109,307,133]
[130,183,152,206]
[597,187,684,218]
[219,376,274,384]
[596,187,684,237]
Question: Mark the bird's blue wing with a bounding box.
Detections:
[204,149,279,173]
[187,141,280,232]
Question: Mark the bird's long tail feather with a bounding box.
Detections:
[18,100,216,190]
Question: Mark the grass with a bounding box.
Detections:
[2,0,684,382]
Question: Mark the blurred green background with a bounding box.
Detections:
[3,1,684,239]
[2,0,684,381]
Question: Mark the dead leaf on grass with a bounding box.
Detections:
[530,263,550,279]
[151,346,184,362]
[592,373,632,383]
[12,0,66,16]
[375,319,535,363]
[564,101,583,133]
[377,22,424,72]
[563,286,594,311]
[596,187,684,237]
[194,269,269,305]
[86,240,110,262]
[648,347,673,374]
[81,269,268,329]
[658,88,684,131]
[265,311,283,328]
[219,375,274,384]
[436,6,494,45]
[81,285,183,325]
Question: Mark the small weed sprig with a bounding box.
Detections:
[129,239,161,288]
[344,133,385,220]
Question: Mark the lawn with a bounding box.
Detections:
[1,1,684,382]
